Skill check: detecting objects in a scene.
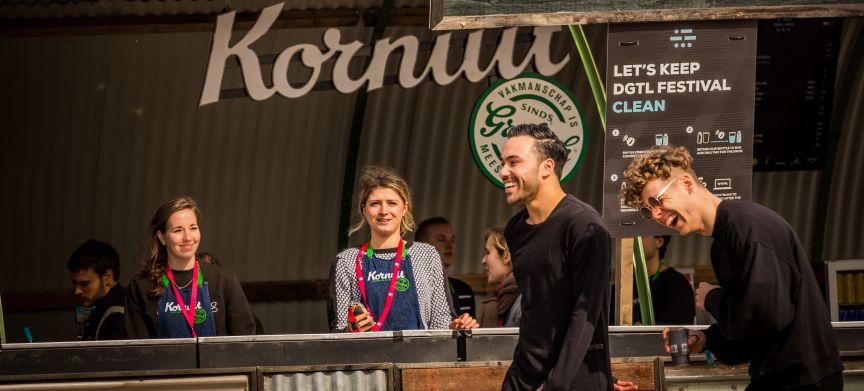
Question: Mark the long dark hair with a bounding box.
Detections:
[137,196,201,299]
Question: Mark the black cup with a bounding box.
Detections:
[668,327,690,366]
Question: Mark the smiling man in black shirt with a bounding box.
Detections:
[620,145,842,390]
[499,123,616,390]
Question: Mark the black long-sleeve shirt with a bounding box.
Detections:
[705,200,842,387]
[503,195,613,390]
[633,267,695,325]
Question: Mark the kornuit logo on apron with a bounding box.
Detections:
[157,269,217,338]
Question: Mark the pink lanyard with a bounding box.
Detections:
[165,261,199,337]
[355,239,403,332]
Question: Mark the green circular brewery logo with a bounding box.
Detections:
[469,73,587,188]
[194,308,207,324]
[396,277,410,292]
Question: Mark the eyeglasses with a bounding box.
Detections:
[639,176,679,219]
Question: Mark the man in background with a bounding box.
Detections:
[67,239,127,340]
[632,235,695,325]
[415,217,476,318]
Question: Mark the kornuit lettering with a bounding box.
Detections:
[199,2,569,105]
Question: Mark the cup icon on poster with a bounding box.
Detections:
[668,328,691,366]
[655,133,669,146]
[713,178,732,190]
[697,132,710,144]
[729,132,737,143]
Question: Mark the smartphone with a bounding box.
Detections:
[349,302,369,331]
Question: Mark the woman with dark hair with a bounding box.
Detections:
[329,166,478,332]
[125,196,255,338]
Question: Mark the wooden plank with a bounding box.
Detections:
[400,361,657,390]
[430,1,864,30]
[617,238,634,326]
[401,366,509,391]
[613,362,657,391]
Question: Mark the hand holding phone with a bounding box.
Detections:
[347,302,375,332]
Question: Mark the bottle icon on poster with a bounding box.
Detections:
[655,133,669,146]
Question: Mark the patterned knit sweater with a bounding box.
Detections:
[330,241,452,331]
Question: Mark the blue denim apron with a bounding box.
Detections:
[156,271,217,338]
[362,253,423,331]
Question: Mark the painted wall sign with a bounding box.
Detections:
[469,73,587,188]
[602,20,757,238]
[199,2,570,106]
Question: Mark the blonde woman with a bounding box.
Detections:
[329,166,478,332]
[477,227,521,328]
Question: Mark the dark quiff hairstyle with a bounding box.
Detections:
[348,166,416,237]
[415,217,450,242]
[67,239,121,280]
[506,123,570,179]
[619,145,698,209]
[137,196,201,299]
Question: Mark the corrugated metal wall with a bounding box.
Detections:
[0,0,428,19]
[1,18,862,339]
[824,18,864,261]
[265,369,389,391]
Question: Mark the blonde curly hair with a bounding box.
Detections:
[619,145,697,208]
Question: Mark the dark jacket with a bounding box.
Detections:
[82,284,127,341]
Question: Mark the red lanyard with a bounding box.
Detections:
[355,239,403,332]
[166,261,199,337]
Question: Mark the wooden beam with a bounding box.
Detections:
[1,279,332,312]
[616,238,634,326]
[430,2,864,30]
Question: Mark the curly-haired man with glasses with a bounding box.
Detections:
[620,145,842,390]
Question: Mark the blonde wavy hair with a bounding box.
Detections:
[348,166,416,237]
[483,227,511,273]
[619,145,698,209]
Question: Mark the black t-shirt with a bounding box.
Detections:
[705,200,842,387]
[125,262,256,338]
[502,195,613,391]
[632,267,695,325]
